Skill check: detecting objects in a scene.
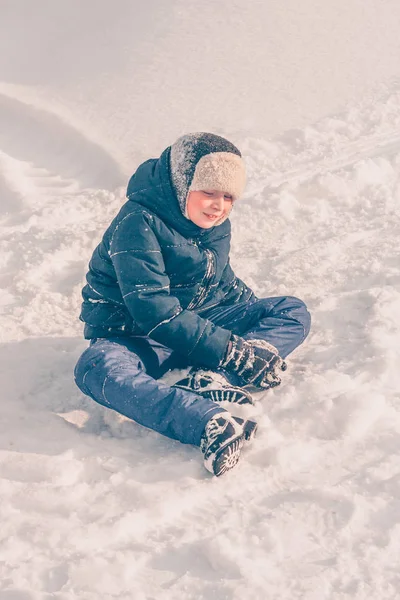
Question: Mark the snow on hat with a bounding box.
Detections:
[169,133,246,223]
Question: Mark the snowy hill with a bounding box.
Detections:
[1,1,400,598]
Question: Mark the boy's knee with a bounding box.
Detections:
[74,340,138,397]
[290,297,311,339]
[74,344,100,396]
[268,295,311,343]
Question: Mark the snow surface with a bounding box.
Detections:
[1,1,400,598]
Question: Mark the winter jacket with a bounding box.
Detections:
[79,147,254,369]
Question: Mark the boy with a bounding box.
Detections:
[74,133,311,476]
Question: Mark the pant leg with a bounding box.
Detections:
[74,338,223,446]
[242,296,311,358]
[205,295,311,358]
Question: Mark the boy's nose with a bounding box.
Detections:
[211,195,224,210]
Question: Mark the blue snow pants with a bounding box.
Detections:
[74,296,311,446]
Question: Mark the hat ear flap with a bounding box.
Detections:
[184,191,190,219]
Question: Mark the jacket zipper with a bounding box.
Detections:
[187,248,215,310]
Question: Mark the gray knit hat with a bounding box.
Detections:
[169,133,246,225]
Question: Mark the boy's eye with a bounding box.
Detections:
[202,191,233,201]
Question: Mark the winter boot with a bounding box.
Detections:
[200,412,253,476]
[174,369,254,405]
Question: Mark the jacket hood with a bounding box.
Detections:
[126,147,197,237]
[126,146,232,239]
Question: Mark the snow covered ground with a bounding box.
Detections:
[1,1,400,599]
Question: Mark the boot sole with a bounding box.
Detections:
[212,436,245,476]
[173,381,254,405]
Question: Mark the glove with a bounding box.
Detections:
[247,338,287,385]
[221,334,287,389]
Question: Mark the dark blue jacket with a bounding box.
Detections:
[80,148,254,368]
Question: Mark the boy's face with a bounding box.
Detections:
[187,190,234,228]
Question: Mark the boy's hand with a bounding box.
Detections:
[221,335,287,389]
[246,338,287,388]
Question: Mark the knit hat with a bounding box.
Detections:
[169,133,246,225]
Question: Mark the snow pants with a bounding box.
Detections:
[74,296,311,446]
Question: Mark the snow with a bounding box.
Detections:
[1,1,400,598]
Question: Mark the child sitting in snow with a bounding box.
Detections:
[74,133,311,476]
